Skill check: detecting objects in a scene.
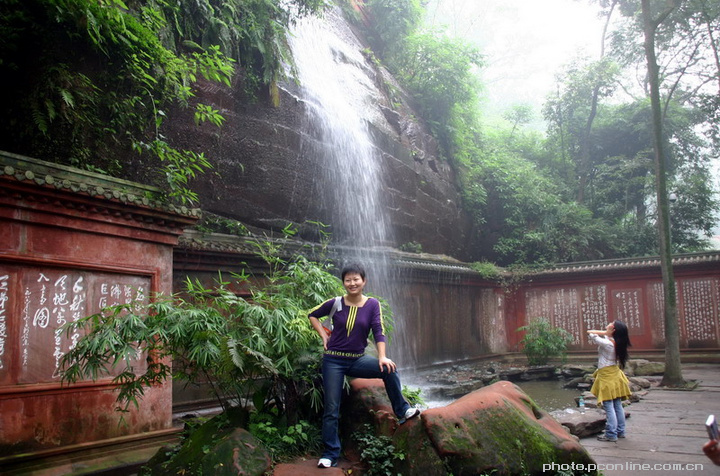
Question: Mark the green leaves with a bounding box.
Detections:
[518,318,573,366]
[391,28,483,154]
[353,424,406,476]
[365,0,423,57]
[0,0,324,205]
[249,417,322,460]
[60,242,344,424]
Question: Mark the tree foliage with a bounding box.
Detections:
[352,1,482,158]
[0,0,324,204]
[2,0,717,265]
[60,247,350,424]
[390,29,483,155]
[535,0,719,260]
[364,0,424,58]
[358,0,716,264]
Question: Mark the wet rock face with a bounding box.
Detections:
[164,10,476,260]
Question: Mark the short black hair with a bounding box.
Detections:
[341,263,366,281]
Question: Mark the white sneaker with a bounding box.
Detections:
[317,458,335,468]
[404,407,421,420]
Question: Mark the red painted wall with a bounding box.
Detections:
[507,258,720,353]
[0,152,197,454]
[173,238,720,369]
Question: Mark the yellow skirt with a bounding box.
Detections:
[590,365,632,406]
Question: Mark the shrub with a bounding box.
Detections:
[353,424,406,476]
[402,385,425,407]
[59,240,345,424]
[517,318,573,366]
[249,415,321,461]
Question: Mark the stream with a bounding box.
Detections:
[407,362,584,413]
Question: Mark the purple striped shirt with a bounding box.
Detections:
[309,297,386,356]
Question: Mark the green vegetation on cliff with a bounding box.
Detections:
[0,0,324,204]
[1,0,717,265]
[353,0,719,265]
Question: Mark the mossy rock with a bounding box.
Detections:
[341,379,596,476]
[419,381,596,476]
[140,407,270,476]
[393,417,446,476]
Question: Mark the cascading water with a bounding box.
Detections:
[288,9,390,249]
[287,7,418,368]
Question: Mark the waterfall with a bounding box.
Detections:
[288,8,390,248]
[288,7,418,368]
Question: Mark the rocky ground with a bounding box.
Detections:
[409,359,668,438]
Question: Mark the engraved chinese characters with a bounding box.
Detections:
[0,274,8,372]
[522,278,719,349]
[0,266,150,385]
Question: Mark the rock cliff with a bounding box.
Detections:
[164,6,476,261]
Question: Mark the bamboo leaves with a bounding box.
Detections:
[60,243,344,421]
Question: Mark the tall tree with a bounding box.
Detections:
[639,0,685,386]
[577,0,619,204]
[543,57,619,201]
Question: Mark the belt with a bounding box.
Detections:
[324,350,364,358]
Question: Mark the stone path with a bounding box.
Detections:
[579,363,720,476]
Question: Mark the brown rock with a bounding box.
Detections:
[342,378,400,438]
[625,359,665,376]
[343,379,595,476]
[415,381,594,475]
[272,459,346,476]
[551,406,631,438]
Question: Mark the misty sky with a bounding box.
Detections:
[424,0,604,123]
[424,0,719,243]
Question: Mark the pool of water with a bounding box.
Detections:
[418,379,580,413]
[514,380,580,412]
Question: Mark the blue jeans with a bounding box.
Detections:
[321,354,410,461]
[602,397,626,439]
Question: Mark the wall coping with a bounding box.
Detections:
[536,251,720,276]
[177,230,478,272]
[1,150,200,219]
[176,230,720,279]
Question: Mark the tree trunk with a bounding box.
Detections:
[641,0,684,387]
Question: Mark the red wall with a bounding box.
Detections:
[0,152,197,454]
[507,258,720,353]
[173,241,720,369]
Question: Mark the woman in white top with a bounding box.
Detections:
[586,320,632,442]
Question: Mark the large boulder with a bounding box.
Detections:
[560,365,596,379]
[141,409,271,476]
[341,378,403,440]
[343,379,596,476]
[626,359,665,376]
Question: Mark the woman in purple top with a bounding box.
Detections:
[308,263,420,468]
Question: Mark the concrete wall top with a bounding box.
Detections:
[1,151,200,240]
